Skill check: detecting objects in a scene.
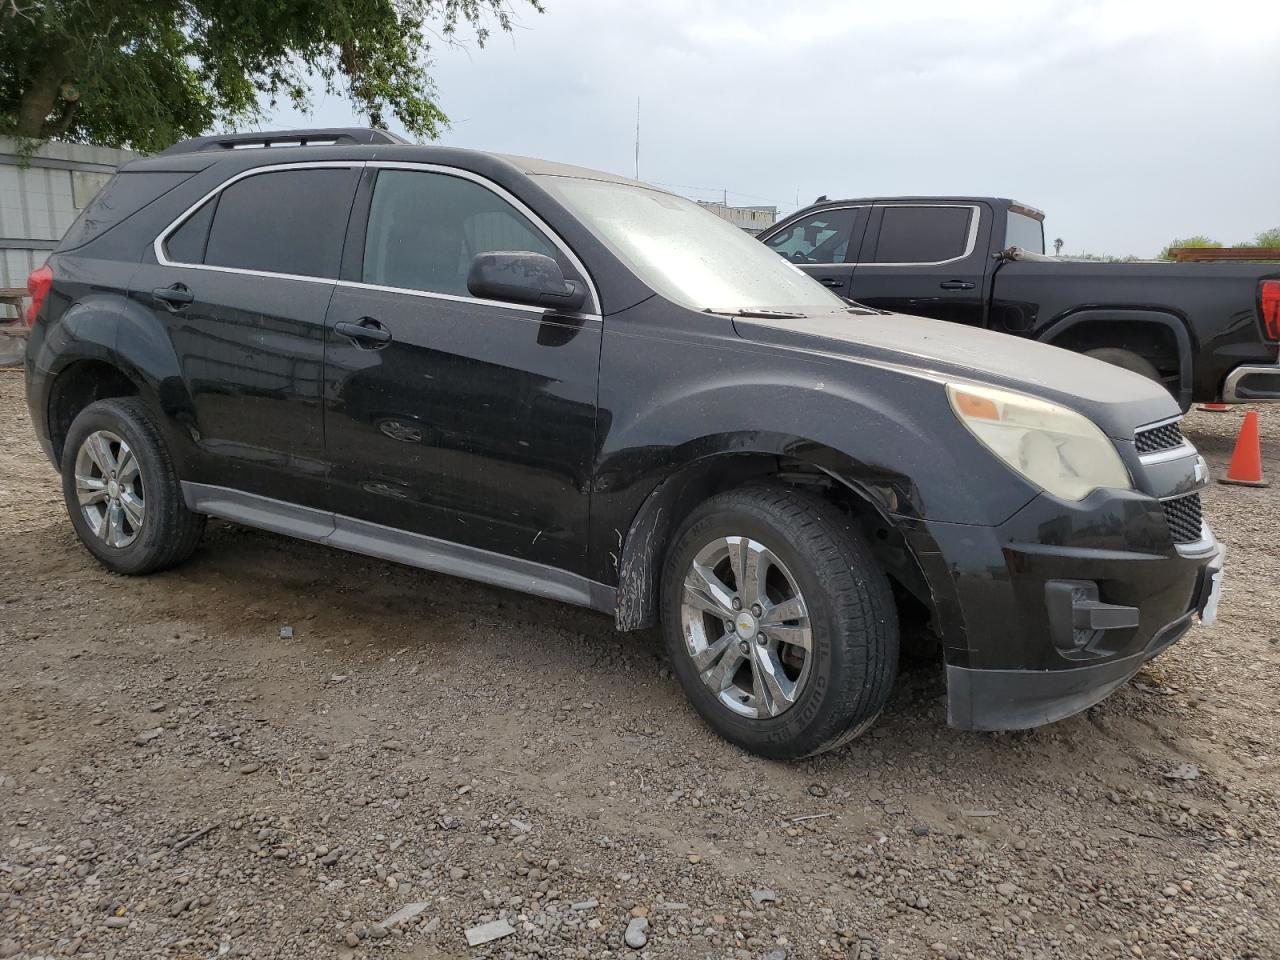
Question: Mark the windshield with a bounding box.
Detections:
[538,176,849,315]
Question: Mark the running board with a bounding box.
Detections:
[181,482,616,614]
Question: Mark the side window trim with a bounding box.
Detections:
[864,203,982,267]
[345,160,600,317]
[153,160,362,285]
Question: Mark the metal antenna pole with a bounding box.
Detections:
[634,97,640,179]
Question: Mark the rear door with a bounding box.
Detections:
[322,165,601,574]
[760,206,868,297]
[849,202,992,326]
[133,163,361,507]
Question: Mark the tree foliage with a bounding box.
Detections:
[0,0,542,151]
[1157,235,1222,260]
[1240,227,1280,248]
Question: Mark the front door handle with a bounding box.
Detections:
[334,317,392,349]
[152,283,193,311]
[818,277,845,288]
[939,280,975,291]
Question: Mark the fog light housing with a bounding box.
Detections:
[1045,580,1140,660]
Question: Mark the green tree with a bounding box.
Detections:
[1239,227,1280,248]
[0,0,542,151]
[1158,235,1222,260]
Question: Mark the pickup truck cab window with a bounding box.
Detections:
[872,204,976,265]
[362,169,560,296]
[1005,210,1045,254]
[763,207,858,265]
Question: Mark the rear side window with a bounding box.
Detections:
[163,199,216,265]
[170,167,357,279]
[1005,211,1045,254]
[764,208,858,264]
[873,206,974,264]
[362,170,559,296]
[59,171,193,250]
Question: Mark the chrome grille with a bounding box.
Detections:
[1136,421,1185,455]
[1162,493,1203,544]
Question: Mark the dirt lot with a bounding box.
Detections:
[1,367,1277,960]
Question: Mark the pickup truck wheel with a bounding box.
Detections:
[61,398,205,575]
[661,487,898,760]
[1084,347,1161,384]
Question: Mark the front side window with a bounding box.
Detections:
[764,209,858,265]
[1005,211,1045,254]
[362,170,559,297]
[539,176,848,315]
[196,168,356,278]
[873,205,974,264]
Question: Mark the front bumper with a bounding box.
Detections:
[946,539,1222,729]
[1223,363,1280,402]
[904,419,1222,732]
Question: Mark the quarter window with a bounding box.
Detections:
[873,206,974,264]
[184,168,356,278]
[362,170,559,297]
[764,208,858,264]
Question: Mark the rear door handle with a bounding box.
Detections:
[334,317,392,348]
[939,280,975,290]
[818,277,845,288]
[152,283,193,311]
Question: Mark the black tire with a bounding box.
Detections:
[1084,347,1161,384]
[660,486,898,761]
[60,397,205,575]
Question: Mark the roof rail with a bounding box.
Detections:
[160,127,409,155]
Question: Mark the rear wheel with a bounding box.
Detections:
[61,398,205,575]
[661,486,898,760]
[1084,347,1161,384]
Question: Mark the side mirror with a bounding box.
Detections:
[467,251,588,313]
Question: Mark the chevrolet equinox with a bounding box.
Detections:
[24,128,1225,759]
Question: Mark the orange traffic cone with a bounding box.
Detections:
[1219,411,1268,487]
[1198,403,1231,413]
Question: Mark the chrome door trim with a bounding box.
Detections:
[152,158,603,319]
[153,160,360,286]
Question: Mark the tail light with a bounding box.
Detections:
[1261,279,1280,342]
[25,264,53,327]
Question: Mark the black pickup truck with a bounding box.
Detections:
[758,197,1280,409]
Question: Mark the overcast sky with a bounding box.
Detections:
[266,0,1280,258]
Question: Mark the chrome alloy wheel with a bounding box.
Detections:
[74,430,144,548]
[679,536,813,719]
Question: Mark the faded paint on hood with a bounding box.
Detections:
[733,310,1180,439]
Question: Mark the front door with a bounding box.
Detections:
[323,167,601,574]
[849,202,992,326]
[131,163,361,506]
[760,205,867,298]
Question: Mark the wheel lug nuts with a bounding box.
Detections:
[751,604,762,616]
[732,597,742,610]
[725,619,735,632]
[756,633,767,645]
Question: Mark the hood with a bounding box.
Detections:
[733,311,1180,439]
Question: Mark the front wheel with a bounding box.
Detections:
[661,487,899,760]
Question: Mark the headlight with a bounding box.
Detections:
[946,383,1131,501]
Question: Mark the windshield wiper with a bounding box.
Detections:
[704,308,808,319]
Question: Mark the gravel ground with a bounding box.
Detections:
[1,366,1277,960]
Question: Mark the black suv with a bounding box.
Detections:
[24,128,1224,760]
